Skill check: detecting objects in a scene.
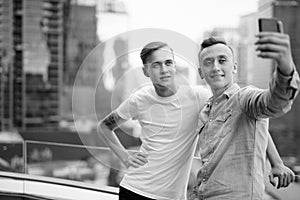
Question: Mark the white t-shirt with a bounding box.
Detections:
[116,85,210,200]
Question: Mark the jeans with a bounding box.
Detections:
[119,186,156,200]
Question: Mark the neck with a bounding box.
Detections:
[212,88,225,99]
[211,83,233,99]
[154,84,178,97]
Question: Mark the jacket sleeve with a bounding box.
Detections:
[239,67,300,119]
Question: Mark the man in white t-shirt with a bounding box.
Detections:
[98,41,210,200]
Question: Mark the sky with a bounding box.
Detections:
[94,0,261,90]
[126,0,260,41]
[88,0,261,41]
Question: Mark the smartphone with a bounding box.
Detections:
[258,18,280,32]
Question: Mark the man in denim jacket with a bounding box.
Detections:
[193,25,300,199]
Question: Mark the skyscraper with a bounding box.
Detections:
[0,0,24,131]
[264,0,300,156]
[0,0,68,131]
[62,1,104,122]
[239,0,300,156]
[65,2,99,87]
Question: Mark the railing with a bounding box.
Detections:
[1,139,128,184]
[0,140,121,199]
[21,140,126,187]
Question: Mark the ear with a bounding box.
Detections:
[232,62,237,74]
[198,67,204,79]
[142,66,149,77]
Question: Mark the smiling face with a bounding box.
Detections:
[198,43,237,96]
[143,47,177,91]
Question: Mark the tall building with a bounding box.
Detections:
[96,0,130,109]
[24,0,66,128]
[62,1,108,122]
[239,2,275,89]
[65,2,99,87]
[0,0,68,131]
[0,0,25,131]
[264,0,300,157]
[240,0,300,156]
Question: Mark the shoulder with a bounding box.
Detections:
[120,84,155,108]
[189,85,212,100]
[180,85,210,94]
[129,84,154,101]
[115,86,154,119]
[178,85,211,108]
[238,85,264,97]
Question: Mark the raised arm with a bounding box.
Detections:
[267,133,295,188]
[241,28,299,119]
[97,111,148,168]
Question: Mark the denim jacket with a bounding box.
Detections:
[193,69,300,200]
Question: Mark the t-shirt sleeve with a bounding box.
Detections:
[194,85,212,108]
[115,94,138,120]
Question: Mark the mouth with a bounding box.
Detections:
[210,74,224,78]
[160,76,171,80]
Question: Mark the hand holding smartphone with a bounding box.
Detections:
[256,18,294,75]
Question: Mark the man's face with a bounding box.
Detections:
[198,43,236,92]
[143,47,176,89]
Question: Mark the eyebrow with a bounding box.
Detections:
[165,59,174,62]
[218,55,229,58]
[150,61,162,66]
[203,54,228,60]
[151,59,174,64]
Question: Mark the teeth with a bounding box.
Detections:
[211,74,223,77]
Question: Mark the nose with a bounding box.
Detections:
[212,60,221,71]
[160,64,168,74]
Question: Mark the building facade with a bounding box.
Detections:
[0,0,25,131]
[239,0,300,156]
[268,0,300,156]
[0,0,68,131]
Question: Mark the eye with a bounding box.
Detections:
[203,59,213,66]
[151,62,161,68]
[219,58,227,64]
[165,60,174,66]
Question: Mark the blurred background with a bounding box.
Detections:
[0,0,299,199]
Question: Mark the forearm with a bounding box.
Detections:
[267,132,296,188]
[97,122,130,165]
[265,69,299,116]
[267,133,283,167]
[244,70,299,119]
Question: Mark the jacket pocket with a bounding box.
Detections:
[216,109,232,122]
[215,109,232,138]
